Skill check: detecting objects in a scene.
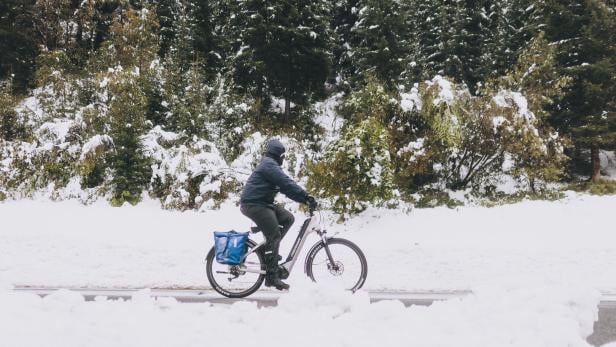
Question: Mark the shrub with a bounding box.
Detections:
[144,127,230,210]
[392,75,568,196]
[308,116,394,215]
[569,179,616,195]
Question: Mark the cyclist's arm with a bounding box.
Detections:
[263,161,309,203]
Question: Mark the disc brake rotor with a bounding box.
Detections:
[327,261,344,276]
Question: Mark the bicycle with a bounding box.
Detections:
[205,206,368,298]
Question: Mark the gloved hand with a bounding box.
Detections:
[306,195,318,210]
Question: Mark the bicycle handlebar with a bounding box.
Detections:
[308,205,316,216]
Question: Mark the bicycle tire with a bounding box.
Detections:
[206,239,265,298]
[304,238,368,292]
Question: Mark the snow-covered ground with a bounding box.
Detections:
[1,193,616,346]
[2,192,616,291]
[0,280,601,347]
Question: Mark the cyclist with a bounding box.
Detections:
[240,139,317,291]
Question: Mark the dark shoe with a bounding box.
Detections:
[264,272,290,291]
[278,265,289,280]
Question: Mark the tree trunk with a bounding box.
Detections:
[284,93,290,124]
[591,145,601,182]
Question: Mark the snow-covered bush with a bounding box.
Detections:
[34,50,80,122]
[392,74,568,198]
[0,116,83,200]
[308,116,393,216]
[206,77,255,162]
[145,126,237,211]
[338,76,399,124]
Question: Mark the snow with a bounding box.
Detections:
[492,115,507,131]
[399,84,422,112]
[493,90,536,122]
[0,278,600,347]
[79,135,113,160]
[37,119,74,144]
[427,75,456,105]
[314,93,344,146]
[397,138,425,160]
[1,193,616,292]
[600,150,616,179]
[1,194,615,346]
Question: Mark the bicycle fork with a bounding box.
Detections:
[318,231,340,271]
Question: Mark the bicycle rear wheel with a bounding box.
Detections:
[305,238,368,292]
[206,239,265,298]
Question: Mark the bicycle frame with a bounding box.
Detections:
[240,212,322,275]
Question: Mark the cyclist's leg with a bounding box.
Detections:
[274,204,295,239]
[240,204,289,290]
[240,204,282,264]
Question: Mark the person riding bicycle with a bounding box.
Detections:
[240,139,317,291]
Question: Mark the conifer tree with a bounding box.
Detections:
[408,0,491,91]
[108,5,160,71]
[0,78,20,141]
[348,0,411,88]
[32,0,73,52]
[543,0,616,181]
[482,0,541,83]
[231,0,332,121]
[330,0,360,87]
[108,70,152,206]
[192,0,230,77]
[156,0,181,59]
[0,0,38,92]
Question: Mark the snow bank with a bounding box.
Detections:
[0,279,599,347]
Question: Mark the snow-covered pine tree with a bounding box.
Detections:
[108,4,160,71]
[542,0,616,181]
[191,0,235,79]
[108,69,152,206]
[330,0,360,88]
[407,0,488,91]
[0,78,20,141]
[481,0,541,85]
[348,0,411,88]
[231,0,332,122]
[0,0,38,92]
[408,0,448,81]
[156,0,181,59]
[444,0,486,91]
[158,0,210,138]
[32,0,73,52]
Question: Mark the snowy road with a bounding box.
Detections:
[10,287,616,346]
[12,286,471,305]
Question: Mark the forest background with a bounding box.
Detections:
[0,0,615,216]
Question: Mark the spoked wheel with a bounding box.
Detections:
[305,238,368,292]
[206,239,265,298]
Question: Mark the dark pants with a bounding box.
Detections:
[240,204,295,273]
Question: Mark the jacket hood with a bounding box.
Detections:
[265,139,286,158]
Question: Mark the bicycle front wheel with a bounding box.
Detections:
[206,239,265,298]
[305,238,368,292]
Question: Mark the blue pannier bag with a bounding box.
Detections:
[213,231,249,265]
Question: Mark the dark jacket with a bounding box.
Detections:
[240,139,309,206]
